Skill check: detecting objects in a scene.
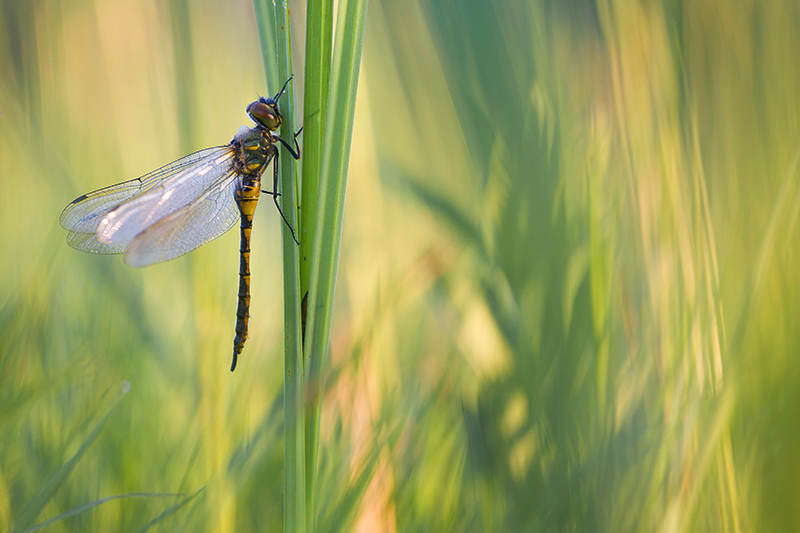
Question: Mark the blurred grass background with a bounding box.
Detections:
[1,0,800,531]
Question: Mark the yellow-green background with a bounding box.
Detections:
[2,0,800,531]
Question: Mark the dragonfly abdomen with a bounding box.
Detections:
[231,174,262,372]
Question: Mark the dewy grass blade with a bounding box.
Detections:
[303,0,369,525]
[271,1,306,532]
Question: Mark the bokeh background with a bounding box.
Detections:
[2,0,800,531]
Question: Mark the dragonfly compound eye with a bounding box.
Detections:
[247,100,282,131]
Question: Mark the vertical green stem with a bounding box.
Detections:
[300,0,334,290]
[254,0,368,529]
[166,0,197,152]
[302,0,369,528]
[301,0,334,520]
[252,0,278,86]
[270,1,306,531]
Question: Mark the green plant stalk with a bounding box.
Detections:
[302,0,370,527]
[300,0,333,298]
[300,0,334,517]
[270,1,306,531]
[9,388,127,533]
[167,0,197,152]
[252,0,278,86]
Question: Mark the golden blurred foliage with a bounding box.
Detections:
[1,0,800,530]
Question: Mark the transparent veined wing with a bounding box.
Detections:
[96,150,237,248]
[123,172,243,267]
[60,146,232,254]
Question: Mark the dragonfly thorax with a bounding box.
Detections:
[232,126,275,176]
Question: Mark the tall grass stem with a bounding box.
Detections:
[300,0,334,519]
[262,1,306,531]
[302,0,369,528]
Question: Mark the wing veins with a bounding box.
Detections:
[60,146,232,234]
[124,168,243,266]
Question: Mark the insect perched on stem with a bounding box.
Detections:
[60,78,301,371]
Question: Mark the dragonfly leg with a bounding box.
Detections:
[274,126,303,160]
[271,154,300,245]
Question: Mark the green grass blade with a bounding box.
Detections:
[9,386,128,533]
[166,0,198,152]
[314,439,381,533]
[303,0,370,525]
[131,487,205,533]
[270,1,306,532]
[23,493,185,532]
[252,0,279,87]
[301,0,334,518]
[300,0,334,296]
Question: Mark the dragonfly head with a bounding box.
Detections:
[247,97,282,131]
[247,77,293,132]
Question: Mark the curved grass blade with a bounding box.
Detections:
[9,385,129,533]
[22,493,185,532]
[314,436,381,533]
[131,487,205,533]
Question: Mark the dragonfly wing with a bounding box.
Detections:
[66,231,128,255]
[123,173,242,267]
[97,150,237,248]
[60,147,231,252]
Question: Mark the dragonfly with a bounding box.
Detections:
[60,79,301,371]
